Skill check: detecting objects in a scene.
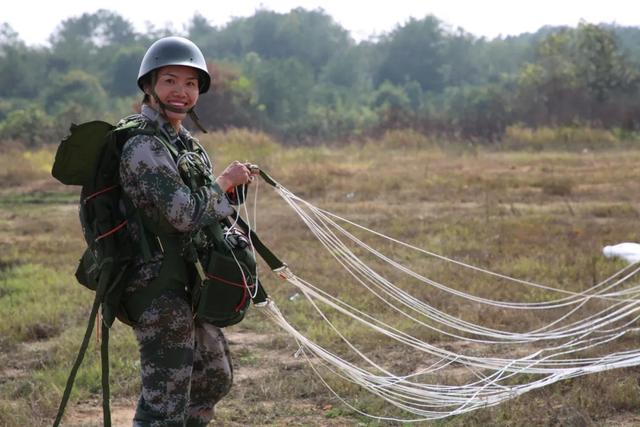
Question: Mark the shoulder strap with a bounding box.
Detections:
[113,118,156,147]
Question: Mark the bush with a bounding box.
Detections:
[0,106,57,147]
[503,125,620,150]
[377,128,435,149]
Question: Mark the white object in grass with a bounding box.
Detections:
[603,242,640,264]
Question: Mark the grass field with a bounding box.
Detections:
[2,130,640,426]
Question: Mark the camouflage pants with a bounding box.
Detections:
[131,292,233,427]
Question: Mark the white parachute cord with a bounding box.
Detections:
[279,270,639,374]
[275,186,640,342]
[282,188,637,302]
[259,299,640,420]
[297,194,640,314]
[282,187,640,338]
[298,189,638,304]
[221,182,261,300]
[241,179,260,298]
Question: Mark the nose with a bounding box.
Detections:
[171,84,188,96]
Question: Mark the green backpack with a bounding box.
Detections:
[52,118,154,326]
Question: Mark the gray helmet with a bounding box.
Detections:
[137,36,211,94]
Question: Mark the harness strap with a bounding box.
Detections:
[101,322,111,427]
[258,169,281,188]
[53,260,114,427]
[52,293,100,426]
[231,213,286,271]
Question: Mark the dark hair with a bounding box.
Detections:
[139,74,152,105]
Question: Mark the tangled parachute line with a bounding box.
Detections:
[247,177,640,422]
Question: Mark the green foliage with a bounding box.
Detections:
[513,24,640,130]
[104,45,147,96]
[575,23,634,102]
[0,105,56,146]
[248,57,315,134]
[0,28,48,99]
[43,69,108,115]
[193,61,263,132]
[443,84,510,140]
[375,16,446,91]
[371,81,411,111]
[1,9,640,145]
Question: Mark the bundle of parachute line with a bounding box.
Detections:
[239,176,640,422]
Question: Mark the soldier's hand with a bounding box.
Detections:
[215,161,253,191]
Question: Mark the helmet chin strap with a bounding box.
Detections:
[188,109,208,134]
[149,72,208,133]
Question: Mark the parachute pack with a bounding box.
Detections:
[53,119,154,326]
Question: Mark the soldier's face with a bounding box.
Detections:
[152,65,200,126]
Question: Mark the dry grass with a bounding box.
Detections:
[3,135,640,425]
[502,125,628,151]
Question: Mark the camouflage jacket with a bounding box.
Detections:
[119,105,233,294]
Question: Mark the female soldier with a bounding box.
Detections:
[118,36,256,427]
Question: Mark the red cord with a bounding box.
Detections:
[95,220,127,241]
[204,272,252,311]
[84,184,119,203]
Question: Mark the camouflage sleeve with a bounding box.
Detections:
[120,134,234,232]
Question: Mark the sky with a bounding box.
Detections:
[3,0,640,46]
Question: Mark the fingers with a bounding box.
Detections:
[222,161,259,187]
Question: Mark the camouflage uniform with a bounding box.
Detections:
[119,104,234,427]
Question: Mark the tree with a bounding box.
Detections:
[48,10,136,73]
[249,57,314,132]
[43,69,108,115]
[370,81,415,130]
[320,45,371,89]
[375,16,446,92]
[440,29,482,87]
[105,45,147,97]
[443,84,510,141]
[194,62,260,130]
[575,23,634,103]
[0,24,48,99]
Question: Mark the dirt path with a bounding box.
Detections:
[64,399,136,427]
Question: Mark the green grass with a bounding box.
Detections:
[0,191,77,205]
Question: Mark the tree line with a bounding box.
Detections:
[1,8,639,146]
